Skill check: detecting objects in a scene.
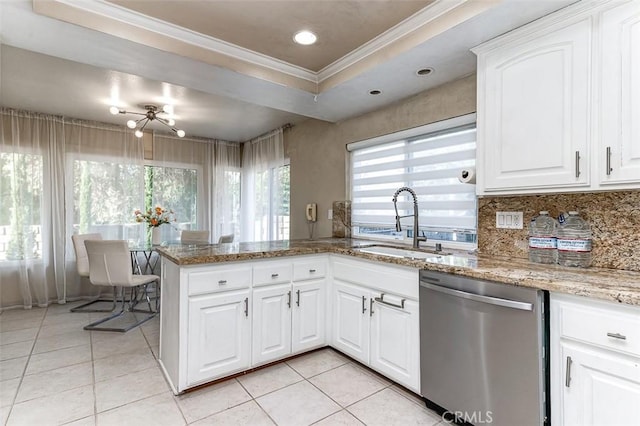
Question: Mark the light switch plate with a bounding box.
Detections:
[496,212,524,229]
[327,209,333,220]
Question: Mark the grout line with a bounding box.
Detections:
[90,322,98,422]
[2,307,47,424]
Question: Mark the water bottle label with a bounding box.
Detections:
[529,237,557,249]
[557,239,592,252]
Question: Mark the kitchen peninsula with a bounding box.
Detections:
[155,238,640,395]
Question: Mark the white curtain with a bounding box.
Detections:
[63,119,144,301]
[0,108,144,310]
[212,142,242,242]
[152,133,242,244]
[151,133,211,243]
[241,128,288,242]
[0,110,64,308]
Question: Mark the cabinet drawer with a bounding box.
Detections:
[293,260,326,281]
[253,262,292,286]
[187,267,251,296]
[558,302,640,356]
[332,256,418,299]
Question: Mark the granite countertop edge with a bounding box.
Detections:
[155,239,640,307]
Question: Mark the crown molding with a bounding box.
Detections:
[317,0,469,82]
[33,0,319,90]
[33,0,487,95]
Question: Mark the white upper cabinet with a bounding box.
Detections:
[475,0,640,195]
[599,1,640,185]
[476,16,592,193]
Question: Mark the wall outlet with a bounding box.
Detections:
[496,211,524,229]
[327,209,333,220]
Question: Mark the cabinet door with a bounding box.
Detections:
[187,289,250,385]
[252,284,292,365]
[479,18,591,193]
[370,294,420,392]
[599,2,640,185]
[332,280,369,364]
[292,279,326,354]
[561,343,640,426]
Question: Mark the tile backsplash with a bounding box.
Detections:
[478,191,640,271]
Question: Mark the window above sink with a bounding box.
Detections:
[347,114,478,250]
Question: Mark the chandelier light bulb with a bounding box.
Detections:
[109,106,120,115]
[163,104,174,114]
[167,118,176,126]
[134,129,144,138]
[126,120,137,129]
[176,129,186,138]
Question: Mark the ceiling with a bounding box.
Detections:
[108,0,434,72]
[0,0,576,142]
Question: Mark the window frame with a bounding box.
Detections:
[143,159,204,235]
[346,114,477,250]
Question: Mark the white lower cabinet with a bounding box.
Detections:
[331,256,420,392]
[187,289,251,385]
[551,293,640,426]
[292,279,326,354]
[333,280,370,365]
[252,284,292,365]
[253,257,327,366]
[160,254,417,395]
[560,342,640,426]
[370,294,420,391]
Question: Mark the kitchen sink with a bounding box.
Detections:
[353,245,449,261]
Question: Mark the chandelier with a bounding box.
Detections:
[109,104,185,138]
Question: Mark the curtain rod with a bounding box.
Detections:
[245,123,293,143]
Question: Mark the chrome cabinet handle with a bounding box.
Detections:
[244,298,248,317]
[296,289,300,307]
[565,356,572,388]
[287,291,291,308]
[218,280,227,285]
[374,293,406,310]
[362,296,367,314]
[607,332,626,340]
[309,269,316,273]
[271,273,279,278]
[575,151,581,178]
[370,297,374,316]
[606,146,613,175]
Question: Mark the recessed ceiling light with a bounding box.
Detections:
[293,30,317,45]
[416,68,434,76]
[369,90,382,95]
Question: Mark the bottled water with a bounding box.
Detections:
[528,211,558,264]
[557,211,592,268]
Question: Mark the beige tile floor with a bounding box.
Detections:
[0,302,443,426]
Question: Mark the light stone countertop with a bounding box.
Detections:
[155,238,640,306]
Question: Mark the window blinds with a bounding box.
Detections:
[350,124,477,232]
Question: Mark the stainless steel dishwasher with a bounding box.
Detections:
[419,270,549,425]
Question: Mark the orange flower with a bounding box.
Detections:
[150,218,158,226]
[155,206,162,214]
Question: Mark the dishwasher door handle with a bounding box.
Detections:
[420,281,534,311]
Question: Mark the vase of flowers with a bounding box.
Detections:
[134,206,176,245]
